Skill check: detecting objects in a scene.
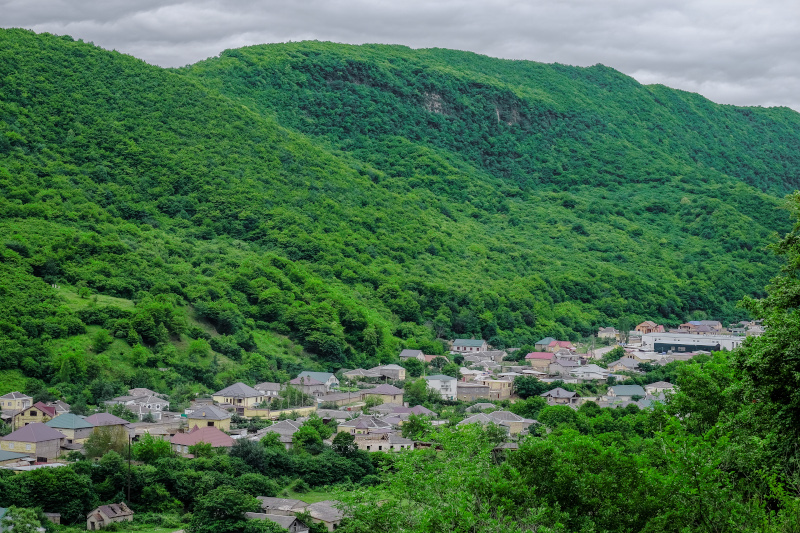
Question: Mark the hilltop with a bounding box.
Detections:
[0,29,798,403]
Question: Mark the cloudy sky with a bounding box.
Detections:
[4,0,799,111]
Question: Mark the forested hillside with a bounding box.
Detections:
[0,29,798,402]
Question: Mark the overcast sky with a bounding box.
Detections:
[4,0,799,111]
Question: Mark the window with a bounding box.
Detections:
[207,422,214,427]
[8,442,14,449]
[30,410,37,416]
[26,444,31,450]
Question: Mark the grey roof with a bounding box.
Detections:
[84,413,131,426]
[365,384,404,395]
[291,376,324,386]
[245,513,306,529]
[307,501,344,523]
[258,497,308,512]
[425,374,457,381]
[298,371,336,383]
[1,422,66,443]
[458,413,493,426]
[467,403,496,412]
[378,364,404,370]
[213,382,262,398]
[254,382,282,392]
[187,405,231,420]
[541,387,577,399]
[610,358,639,369]
[315,409,352,420]
[343,368,382,378]
[0,391,31,400]
[399,349,424,358]
[645,381,675,389]
[95,503,133,519]
[46,413,93,430]
[388,434,414,445]
[338,415,392,429]
[609,385,646,397]
[488,411,524,422]
[453,339,486,347]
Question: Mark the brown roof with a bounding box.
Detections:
[364,384,403,395]
[1,422,66,443]
[84,413,130,426]
[95,503,133,519]
[170,426,234,448]
[33,402,57,418]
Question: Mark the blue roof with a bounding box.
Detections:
[46,413,93,430]
[536,337,556,345]
[0,451,31,462]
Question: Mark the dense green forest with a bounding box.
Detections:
[0,29,799,403]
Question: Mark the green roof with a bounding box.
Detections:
[535,337,556,345]
[425,374,457,381]
[453,339,486,347]
[46,413,93,430]
[297,371,336,383]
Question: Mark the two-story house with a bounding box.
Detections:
[424,374,457,400]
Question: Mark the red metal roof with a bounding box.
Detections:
[525,352,554,359]
[170,425,234,448]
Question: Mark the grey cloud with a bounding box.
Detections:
[2,0,799,110]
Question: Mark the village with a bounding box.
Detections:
[0,319,763,532]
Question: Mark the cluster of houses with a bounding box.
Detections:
[541,382,675,409]
[598,319,763,348]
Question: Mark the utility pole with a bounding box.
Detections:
[127,434,132,502]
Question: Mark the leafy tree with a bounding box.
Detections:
[92,329,113,353]
[292,425,323,452]
[84,425,129,458]
[401,358,424,378]
[189,442,216,458]
[188,486,260,533]
[0,506,42,533]
[363,395,384,412]
[260,432,283,451]
[400,414,432,440]
[331,431,358,457]
[403,379,440,406]
[109,403,139,423]
[132,433,173,463]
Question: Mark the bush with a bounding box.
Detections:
[293,479,310,493]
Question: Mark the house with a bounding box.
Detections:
[254,382,282,398]
[569,364,609,381]
[597,327,618,339]
[171,425,234,456]
[0,450,33,466]
[525,352,554,372]
[546,340,575,353]
[644,381,676,395]
[257,420,303,450]
[369,364,406,381]
[257,497,309,516]
[458,411,533,435]
[289,376,327,398]
[84,412,131,429]
[541,387,580,405]
[342,368,382,381]
[534,337,556,351]
[607,385,646,399]
[0,392,32,411]
[635,321,664,334]
[45,413,94,444]
[643,332,744,352]
[0,423,66,461]
[315,409,353,425]
[467,403,496,413]
[472,378,512,400]
[457,382,491,401]
[318,391,361,407]
[399,349,426,362]
[13,402,57,428]
[297,372,340,392]
[212,382,267,408]
[549,359,580,377]
[424,375,457,400]
[451,339,488,353]
[185,405,232,432]
[245,513,309,533]
[86,503,134,530]
[337,415,392,435]
[473,350,507,363]
[607,358,639,373]
[105,393,169,421]
[306,501,345,532]
[361,384,404,404]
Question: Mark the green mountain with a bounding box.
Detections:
[0,29,797,402]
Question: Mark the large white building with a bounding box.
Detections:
[642,332,744,353]
[424,374,457,400]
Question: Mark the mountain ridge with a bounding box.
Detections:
[0,28,796,401]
